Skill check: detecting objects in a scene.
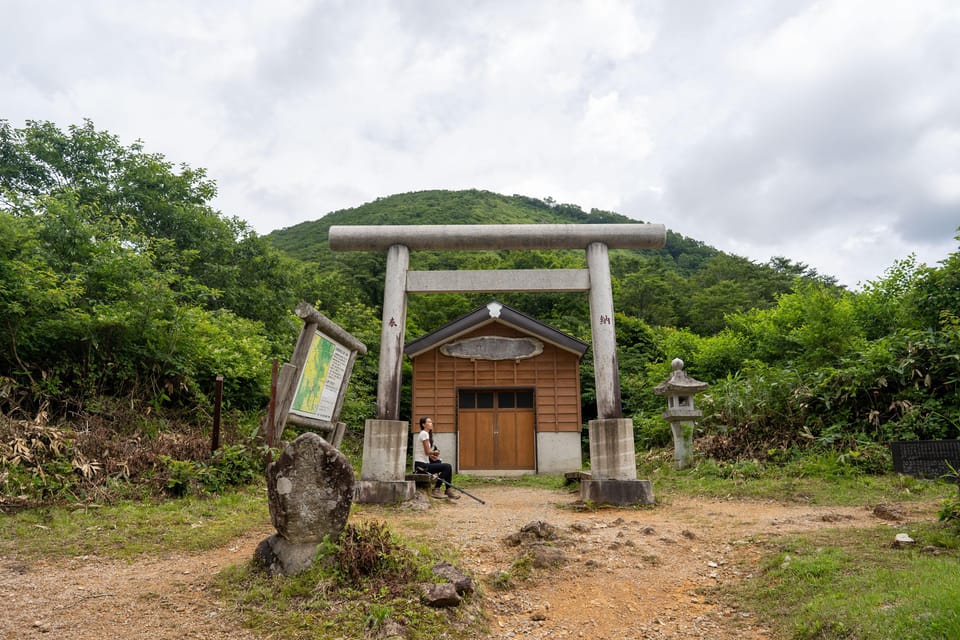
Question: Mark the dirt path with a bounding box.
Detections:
[0,486,932,640]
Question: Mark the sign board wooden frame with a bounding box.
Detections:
[267,302,367,448]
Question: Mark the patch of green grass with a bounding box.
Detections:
[719,524,960,639]
[638,451,956,505]
[489,569,514,590]
[0,484,270,561]
[213,522,487,640]
[453,473,569,491]
[393,518,439,531]
[484,553,538,591]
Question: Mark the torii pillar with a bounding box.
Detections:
[330,223,664,504]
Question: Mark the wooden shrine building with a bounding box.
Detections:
[405,301,588,475]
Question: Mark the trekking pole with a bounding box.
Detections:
[427,472,486,504]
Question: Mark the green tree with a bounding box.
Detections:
[0,120,280,415]
[912,229,960,331]
[727,283,861,368]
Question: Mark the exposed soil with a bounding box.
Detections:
[0,486,935,640]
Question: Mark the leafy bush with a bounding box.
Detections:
[159,456,203,497]
[834,441,893,475]
[208,443,265,488]
[633,414,673,449]
[332,521,418,586]
[160,443,267,497]
[699,361,815,457]
[939,495,960,535]
[692,457,766,481]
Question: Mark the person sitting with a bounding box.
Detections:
[413,416,459,500]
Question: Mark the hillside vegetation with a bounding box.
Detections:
[1,119,959,508]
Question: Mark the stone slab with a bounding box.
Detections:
[580,478,655,506]
[253,533,319,576]
[354,480,417,504]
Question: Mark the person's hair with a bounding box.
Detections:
[419,416,430,429]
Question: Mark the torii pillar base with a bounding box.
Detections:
[582,418,655,505]
[354,480,416,504]
[354,419,416,504]
[581,478,654,506]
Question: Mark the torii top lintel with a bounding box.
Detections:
[327,222,666,422]
[328,223,666,252]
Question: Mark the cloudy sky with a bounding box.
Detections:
[4,0,959,288]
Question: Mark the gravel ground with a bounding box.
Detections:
[1,485,932,640]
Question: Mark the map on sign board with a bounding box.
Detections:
[289,330,352,423]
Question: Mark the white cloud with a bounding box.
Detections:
[2,0,958,287]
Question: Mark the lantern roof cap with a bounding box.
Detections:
[653,358,709,395]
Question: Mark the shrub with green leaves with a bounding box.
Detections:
[332,521,418,586]
[160,442,267,497]
[939,495,960,534]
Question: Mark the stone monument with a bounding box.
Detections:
[254,432,355,575]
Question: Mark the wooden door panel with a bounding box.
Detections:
[515,411,535,468]
[458,413,476,469]
[459,411,495,469]
[475,413,495,468]
[494,408,535,470]
[497,412,518,469]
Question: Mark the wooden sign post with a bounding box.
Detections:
[267,302,367,448]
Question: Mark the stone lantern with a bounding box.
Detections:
[653,358,709,470]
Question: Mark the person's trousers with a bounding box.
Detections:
[414,461,452,488]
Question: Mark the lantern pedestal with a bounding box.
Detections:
[670,421,695,470]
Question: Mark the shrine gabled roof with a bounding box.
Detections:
[404,301,589,359]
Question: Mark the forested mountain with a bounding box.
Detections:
[2,120,958,508]
[266,188,834,339]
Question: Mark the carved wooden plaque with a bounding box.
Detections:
[440,336,543,361]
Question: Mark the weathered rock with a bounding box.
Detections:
[821,513,850,522]
[892,533,915,548]
[504,532,524,546]
[432,561,474,595]
[520,520,558,540]
[528,543,566,568]
[267,432,355,543]
[421,583,461,607]
[253,534,319,576]
[873,504,906,521]
[377,620,406,640]
[505,520,562,546]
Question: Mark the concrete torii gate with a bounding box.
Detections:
[329,223,665,504]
